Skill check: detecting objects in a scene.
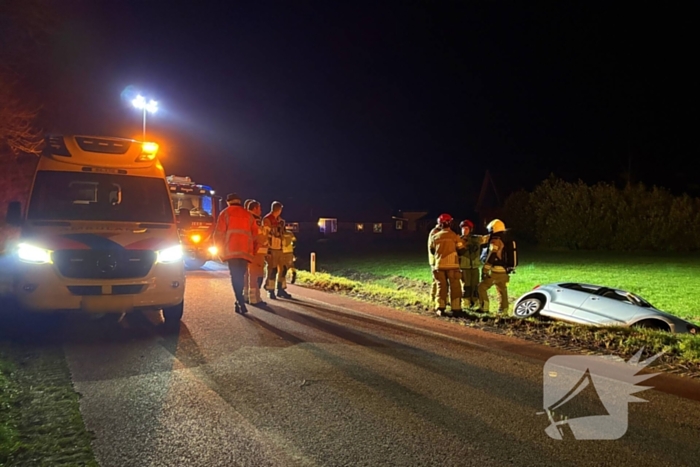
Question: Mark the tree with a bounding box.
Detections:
[0,0,58,157]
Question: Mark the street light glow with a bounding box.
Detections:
[132,94,158,113]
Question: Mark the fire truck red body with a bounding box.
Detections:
[167,175,221,270]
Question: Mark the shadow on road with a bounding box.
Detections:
[0,298,186,346]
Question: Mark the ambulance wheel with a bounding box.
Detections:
[184,258,206,270]
[163,302,184,330]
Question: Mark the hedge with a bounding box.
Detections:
[502,175,700,251]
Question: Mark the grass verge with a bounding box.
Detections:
[294,270,700,378]
[0,341,98,467]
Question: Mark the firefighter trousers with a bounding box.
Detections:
[264,249,286,292]
[245,254,266,304]
[461,268,480,307]
[477,271,509,313]
[432,269,462,311]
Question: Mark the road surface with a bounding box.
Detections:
[49,264,700,466]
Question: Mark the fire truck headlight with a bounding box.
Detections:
[17,243,53,264]
[207,246,218,255]
[190,234,202,243]
[156,245,183,264]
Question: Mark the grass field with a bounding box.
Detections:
[293,242,700,371]
[310,244,700,324]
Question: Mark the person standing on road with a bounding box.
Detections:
[244,200,268,306]
[279,226,296,291]
[477,219,510,314]
[263,201,292,299]
[428,214,466,317]
[214,193,258,314]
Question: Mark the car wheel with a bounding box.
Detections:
[514,297,543,318]
[163,302,184,331]
[632,319,670,333]
[184,258,206,270]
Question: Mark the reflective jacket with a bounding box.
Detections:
[282,230,296,254]
[253,214,269,255]
[214,205,258,262]
[429,228,466,270]
[481,233,507,273]
[263,213,285,250]
[427,226,441,267]
[459,235,488,269]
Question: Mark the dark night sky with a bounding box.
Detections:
[43,1,696,219]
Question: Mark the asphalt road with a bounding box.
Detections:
[48,264,700,466]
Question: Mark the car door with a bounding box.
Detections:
[546,286,592,317]
[573,293,638,326]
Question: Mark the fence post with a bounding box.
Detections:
[310,252,316,274]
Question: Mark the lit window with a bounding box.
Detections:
[318,218,337,233]
[373,223,382,233]
[355,223,364,232]
[396,221,403,230]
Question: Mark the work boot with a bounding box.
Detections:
[234,303,242,314]
[277,289,292,299]
[267,290,277,300]
[251,300,267,307]
[436,308,446,317]
[452,310,465,318]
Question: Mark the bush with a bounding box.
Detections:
[503,176,700,251]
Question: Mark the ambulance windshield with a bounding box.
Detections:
[27,171,174,223]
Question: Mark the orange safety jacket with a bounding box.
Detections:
[214,205,258,262]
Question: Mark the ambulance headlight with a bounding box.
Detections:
[207,246,218,255]
[17,243,53,264]
[156,245,183,263]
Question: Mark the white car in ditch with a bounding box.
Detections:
[513,282,698,334]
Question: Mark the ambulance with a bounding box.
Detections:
[4,135,186,327]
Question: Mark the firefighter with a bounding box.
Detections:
[244,200,268,306]
[214,193,258,314]
[427,222,442,304]
[428,214,466,317]
[280,225,296,289]
[458,219,488,309]
[263,201,291,299]
[477,219,509,314]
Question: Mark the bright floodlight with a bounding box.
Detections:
[132,94,158,113]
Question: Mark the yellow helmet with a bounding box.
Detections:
[487,219,505,233]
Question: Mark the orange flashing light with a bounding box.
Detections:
[136,141,159,161]
[191,234,202,243]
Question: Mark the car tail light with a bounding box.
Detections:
[533,285,540,289]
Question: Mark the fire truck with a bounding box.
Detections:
[167,175,221,270]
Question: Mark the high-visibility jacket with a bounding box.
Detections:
[253,214,269,255]
[459,235,489,269]
[214,205,258,262]
[429,228,466,270]
[282,230,296,254]
[427,226,441,267]
[263,213,285,250]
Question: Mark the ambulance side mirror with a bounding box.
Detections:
[6,202,22,226]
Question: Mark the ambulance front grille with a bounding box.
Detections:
[54,250,156,279]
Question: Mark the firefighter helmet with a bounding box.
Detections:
[459,219,474,230]
[487,219,506,233]
[437,213,453,226]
